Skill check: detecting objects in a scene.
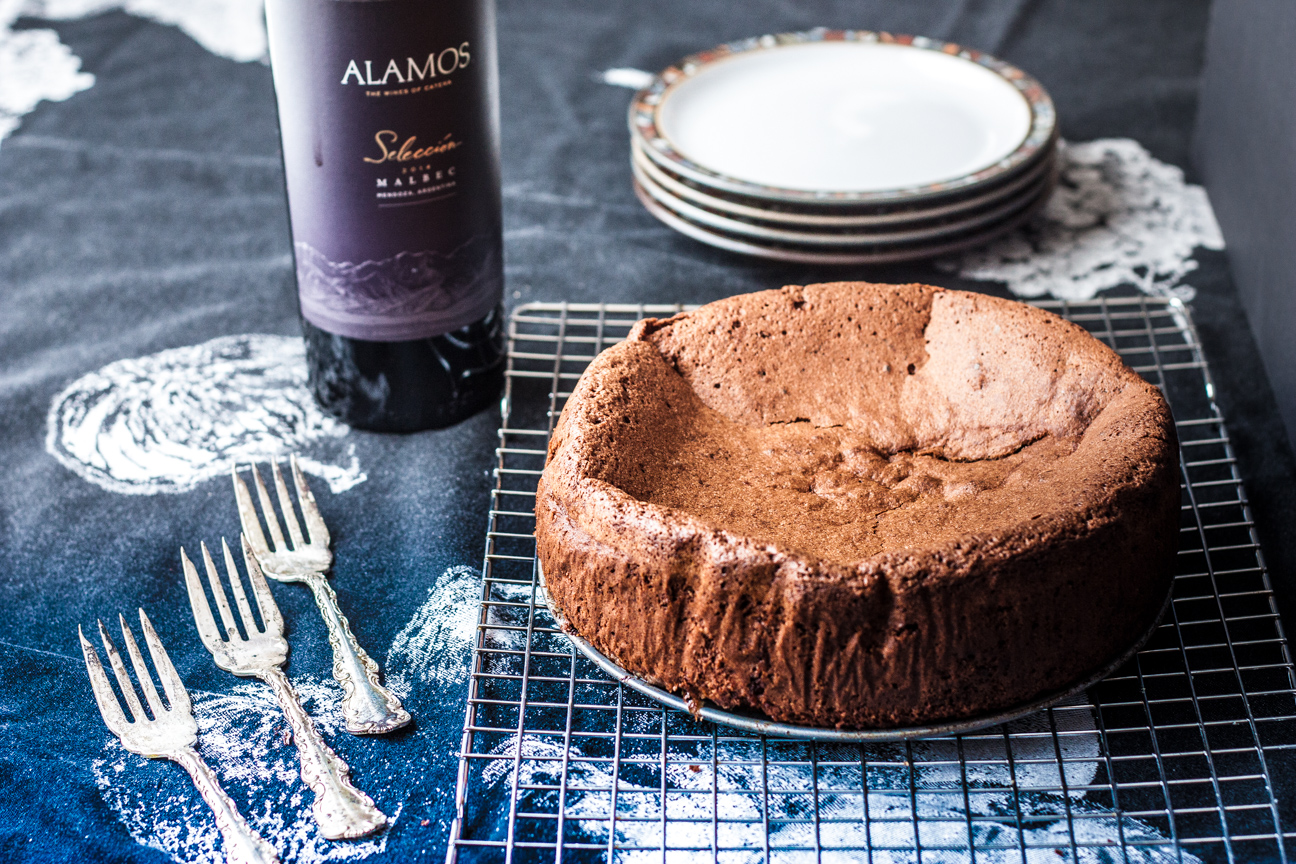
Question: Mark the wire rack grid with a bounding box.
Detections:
[447,296,1296,864]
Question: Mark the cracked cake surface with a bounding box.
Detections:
[535,282,1179,728]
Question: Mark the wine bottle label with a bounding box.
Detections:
[265,0,503,341]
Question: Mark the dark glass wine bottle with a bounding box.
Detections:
[265,0,505,432]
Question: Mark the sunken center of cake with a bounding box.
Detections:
[575,285,1133,567]
[628,400,1078,563]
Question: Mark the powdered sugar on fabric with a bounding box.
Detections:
[46,334,366,495]
[92,564,483,862]
[91,679,393,863]
[0,0,266,147]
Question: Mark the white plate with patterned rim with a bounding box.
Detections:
[632,177,1050,265]
[632,29,1056,205]
[630,134,1056,229]
[633,155,1055,247]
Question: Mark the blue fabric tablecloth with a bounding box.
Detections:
[1,1,1294,861]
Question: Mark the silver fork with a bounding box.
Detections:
[181,536,388,840]
[233,457,410,736]
[79,609,280,864]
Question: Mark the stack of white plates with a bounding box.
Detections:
[629,29,1058,265]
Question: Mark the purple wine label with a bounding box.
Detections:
[295,235,501,340]
[265,0,503,341]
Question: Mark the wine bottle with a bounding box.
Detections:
[264,0,505,432]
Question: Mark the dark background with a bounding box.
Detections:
[1195,0,1296,460]
[1,0,1293,861]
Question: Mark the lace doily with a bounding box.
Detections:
[944,138,1224,301]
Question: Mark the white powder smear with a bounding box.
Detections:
[386,564,481,696]
[1,0,266,146]
[945,138,1225,301]
[0,0,94,142]
[26,0,267,61]
[46,334,366,495]
[477,695,1196,862]
[599,67,654,90]
[92,678,395,863]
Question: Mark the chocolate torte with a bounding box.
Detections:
[535,282,1179,728]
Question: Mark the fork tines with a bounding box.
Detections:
[182,538,284,650]
[80,608,283,862]
[233,455,329,558]
[79,610,190,737]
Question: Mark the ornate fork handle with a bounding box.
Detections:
[259,667,388,840]
[172,747,281,864]
[305,573,410,735]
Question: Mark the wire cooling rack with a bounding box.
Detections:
[447,296,1296,864]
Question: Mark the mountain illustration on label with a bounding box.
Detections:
[295,235,501,340]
